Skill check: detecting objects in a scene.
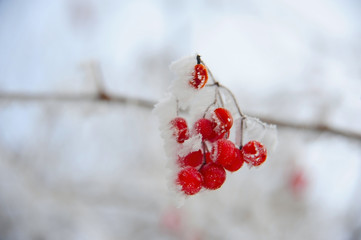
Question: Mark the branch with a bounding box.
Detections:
[258,117,361,141]
[0,92,155,109]
[0,92,360,141]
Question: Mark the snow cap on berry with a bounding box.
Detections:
[178,150,203,168]
[212,108,233,134]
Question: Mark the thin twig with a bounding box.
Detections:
[200,56,244,118]
[203,86,218,118]
[219,85,245,117]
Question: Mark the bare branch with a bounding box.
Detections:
[0,92,360,141]
[0,92,155,109]
[258,116,361,141]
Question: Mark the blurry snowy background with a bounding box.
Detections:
[1,0,361,239]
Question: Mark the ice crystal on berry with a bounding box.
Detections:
[190,64,208,89]
[213,108,233,134]
[242,140,267,167]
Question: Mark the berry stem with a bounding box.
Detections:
[201,141,207,167]
[199,58,217,85]
[202,86,218,118]
[199,55,247,148]
[216,87,225,107]
[219,85,245,118]
[199,56,245,118]
[196,54,202,65]
[240,116,245,148]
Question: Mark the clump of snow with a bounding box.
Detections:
[169,55,199,110]
[177,134,203,158]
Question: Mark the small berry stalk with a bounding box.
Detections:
[155,54,274,197]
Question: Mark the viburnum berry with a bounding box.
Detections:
[190,64,208,89]
[178,150,203,168]
[205,152,213,164]
[223,148,244,172]
[241,140,267,166]
[209,129,230,142]
[212,139,236,168]
[200,163,226,190]
[170,117,189,143]
[176,167,203,195]
[213,108,233,134]
[194,118,216,141]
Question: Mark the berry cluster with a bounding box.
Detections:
[156,54,271,197]
[171,109,267,195]
[169,56,268,196]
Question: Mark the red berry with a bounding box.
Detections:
[212,139,235,168]
[205,152,213,164]
[170,117,189,143]
[223,148,244,172]
[209,129,230,142]
[194,118,216,141]
[190,64,208,89]
[178,150,203,168]
[176,167,203,195]
[242,141,267,166]
[213,108,233,134]
[200,163,226,190]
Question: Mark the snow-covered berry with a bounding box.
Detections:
[212,139,236,168]
[200,163,226,190]
[194,118,216,141]
[176,167,203,195]
[242,140,267,166]
[178,150,203,168]
[209,129,230,143]
[205,152,213,164]
[213,108,233,134]
[190,64,208,89]
[170,117,189,143]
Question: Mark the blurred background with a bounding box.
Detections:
[0,0,361,239]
